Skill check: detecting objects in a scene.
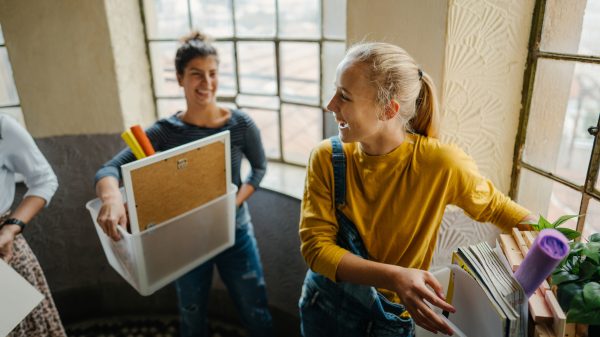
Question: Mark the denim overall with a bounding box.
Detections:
[299,137,414,337]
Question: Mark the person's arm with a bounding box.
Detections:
[447,145,532,231]
[93,123,162,240]
[95,176,127,241]
[336,253,456,335]
[0,196,47,261]
[0,117,58,261]
[237,116,267,206]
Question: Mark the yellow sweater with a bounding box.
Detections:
[299,134,529,302]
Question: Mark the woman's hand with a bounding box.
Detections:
[97,197,127,241]
[389,267,456,335]
[95,176,127,241]
[0,225,19,262]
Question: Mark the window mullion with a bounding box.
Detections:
[509,0,547,199]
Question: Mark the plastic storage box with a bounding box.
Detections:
[86,131,236,295]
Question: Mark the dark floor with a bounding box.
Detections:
[65,315,247,337]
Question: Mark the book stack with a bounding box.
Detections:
[121,125,155,159]
[450,241,527,337]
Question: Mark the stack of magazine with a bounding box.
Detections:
[448,241,527,337]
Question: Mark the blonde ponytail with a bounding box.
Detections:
[409,71,439,138]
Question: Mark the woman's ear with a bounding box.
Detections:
[381,99,400,121]
[176,73,183,87]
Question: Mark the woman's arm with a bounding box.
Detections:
[0,116,58,261]
[238,115,267,206]
[336,253,456,335]
[95,176,127,241]
[0,196,46,261]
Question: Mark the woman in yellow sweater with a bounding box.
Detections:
[298,42,534,337]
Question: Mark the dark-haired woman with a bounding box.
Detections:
[95,32,273,337]
[298,42,535,337]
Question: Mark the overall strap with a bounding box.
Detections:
[330,136,346,208]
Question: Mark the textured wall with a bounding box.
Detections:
[347,0,449,95]
[104,0,156,129]
[0,0,155,137]
[440,0,536,194]
[0,0,123,137]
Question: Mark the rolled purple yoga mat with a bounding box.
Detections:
[514,229,570,298]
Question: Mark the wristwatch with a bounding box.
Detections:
[1,218,26,232]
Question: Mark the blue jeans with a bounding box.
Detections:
[175,222,273,337]
[300,271,414,337]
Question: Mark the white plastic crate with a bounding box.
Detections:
[86,184,236,296]
[86,131,236,296]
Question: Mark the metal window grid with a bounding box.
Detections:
[140,0,345,167]
[510,0,600,236]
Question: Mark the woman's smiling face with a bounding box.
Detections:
[326,59,383,144]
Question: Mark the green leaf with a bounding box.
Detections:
[552,270,579,285]
[553,214,581,228]
[558,282,583,311]
[580,260,598,281]
[556,227,581,240]
[567,289,600,324]
[590,233,600,243]
[583,243,600,264]
[583,282,600,310]
[538,215,553,229]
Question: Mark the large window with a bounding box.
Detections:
[0,23,25,126]
[142,0,346,166]
[512,0,600,239]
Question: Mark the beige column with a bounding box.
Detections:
[0,0,155,137]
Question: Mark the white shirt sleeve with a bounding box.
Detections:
[1,115,58,205]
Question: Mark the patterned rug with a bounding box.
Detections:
[65,315,246,337]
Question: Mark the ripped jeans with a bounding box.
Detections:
[175,222,273,337]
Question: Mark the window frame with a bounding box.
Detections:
[510,0,600,237]
[140,0,345,167]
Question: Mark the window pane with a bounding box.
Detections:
[190,0,233,38]
[278,0,320,39]
[157,98,186,119]
[0,24,4,45]
[323,0,346,39]
[517,168,581,229]
[281,42,319,105]
[213,42,237,96]
[244,108,280,159]
[583,198,600,239]
[522,59,600,186]
[282,104,322,165]
[237,94,279,110]
[237,42,277,94]
[149,42,182,97]
[541,0,600,57]
[143,0,190,39]
[322,41,346,107]
[234,0,275,37]
[0,107,25,128]
[0,47,19,106]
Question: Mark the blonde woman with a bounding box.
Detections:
[298,42,534,336]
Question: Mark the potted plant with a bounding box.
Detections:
[527,215,600,331]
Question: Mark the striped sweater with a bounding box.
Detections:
[94,110,267,224]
